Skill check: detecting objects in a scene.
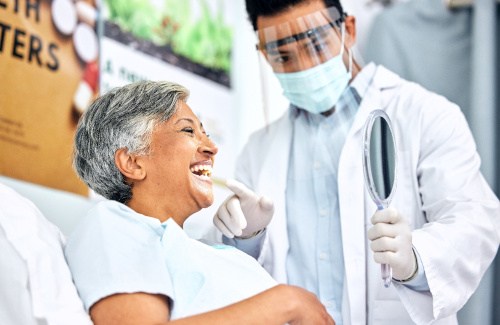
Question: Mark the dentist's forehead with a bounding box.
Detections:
[256,4,343,51]
[256,0,328,29]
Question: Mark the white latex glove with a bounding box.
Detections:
[213,179,274,239]
[367,207,417,281]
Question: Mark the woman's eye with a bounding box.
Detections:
[182,127,194,134]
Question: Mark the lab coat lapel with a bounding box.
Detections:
[338,65,396,324]
[256,113,293,283]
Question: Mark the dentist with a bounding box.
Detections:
[214,0,500,324]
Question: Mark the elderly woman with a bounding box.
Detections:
[65,81,334,325]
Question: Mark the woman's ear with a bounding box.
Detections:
[115,148,146,181]
[344,15,357,48]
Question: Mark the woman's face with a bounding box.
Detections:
[140,101,218,222]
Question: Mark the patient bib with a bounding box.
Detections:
[65,200,277,319]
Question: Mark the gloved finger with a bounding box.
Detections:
[213,214,235,238]
[226,179,256,201]
[225,197,247,234]
[371,207,401,225]
[370,237,398,253]
[213,197,243,236]
[367,223,400,240]
[372,251,396,265]
[258,196,274,212]
[216,198,244,236]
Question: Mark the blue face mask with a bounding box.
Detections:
[273,26,352,114]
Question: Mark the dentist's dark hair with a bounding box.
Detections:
[245,0,344,31]
[73,80,189,204]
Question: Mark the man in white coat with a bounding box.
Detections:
[213,0,500,324]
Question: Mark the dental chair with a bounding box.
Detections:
[0,182,92,325]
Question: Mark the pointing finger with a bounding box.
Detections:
[226,179,256,200]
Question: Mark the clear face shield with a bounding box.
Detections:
[257,7,347,74]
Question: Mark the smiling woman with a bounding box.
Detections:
[64,81,335,325]
[117,99,218,225]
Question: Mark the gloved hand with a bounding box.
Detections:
[213,179,274,239]
[367,207,417,281]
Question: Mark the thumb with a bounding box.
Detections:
[371,207,400,225]
[259,196,274,212]
[226,179,255,200]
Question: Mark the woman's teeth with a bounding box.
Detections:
[190,165,212,177]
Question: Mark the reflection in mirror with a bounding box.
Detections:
[362,109,397,287]
[369,116,396,206]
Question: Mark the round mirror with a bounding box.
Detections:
[363,110,397,209]
[362,109,397,287]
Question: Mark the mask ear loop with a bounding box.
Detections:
[340,22,353,74]
[339,23,345,57]
[348,42,353,74]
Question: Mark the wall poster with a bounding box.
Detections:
[0,0,100,195]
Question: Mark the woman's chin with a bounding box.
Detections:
[200,194,214,209]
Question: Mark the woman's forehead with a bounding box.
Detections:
[172,101,197,121]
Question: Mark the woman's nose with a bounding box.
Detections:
[200,136,218,156]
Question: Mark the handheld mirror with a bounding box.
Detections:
[362,109,397,288]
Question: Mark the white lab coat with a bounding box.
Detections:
[234,65,500,325]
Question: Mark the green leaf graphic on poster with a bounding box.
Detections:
[104,0,232,87]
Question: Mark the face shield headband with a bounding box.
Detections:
[256,7,347,73]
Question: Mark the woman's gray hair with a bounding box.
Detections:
[73,80,189,203]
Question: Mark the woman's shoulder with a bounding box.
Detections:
[82,200,163,235]
[64,200,174,313]
[65,200,165,259]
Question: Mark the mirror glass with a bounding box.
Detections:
[363,110,397,209]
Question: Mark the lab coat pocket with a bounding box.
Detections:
[372,299,413,324]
